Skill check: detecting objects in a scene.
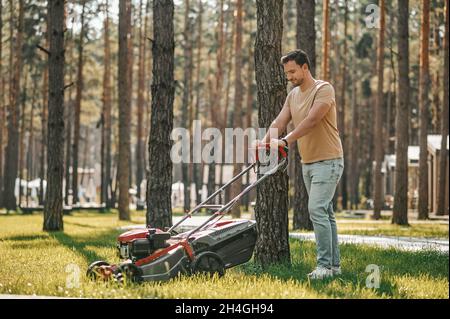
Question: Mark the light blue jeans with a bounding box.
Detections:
[302,158,344,269]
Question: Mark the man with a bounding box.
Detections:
[259,49,344,279]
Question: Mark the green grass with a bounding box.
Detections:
[0,211,448,298]
[334,221,449,239]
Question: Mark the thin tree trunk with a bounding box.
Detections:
[293,0,315,230]
[254,0,290,268]
[27,70,37,206]
[350,9,360,209]
[418,0,430,220]
[64,6,75,206]
[230,0,244,218]
[392,0,410,225]
[72,0,86,206]
[193,0,203,206]
[339,1,348,210]
[373,0,385,219]
[43,0,65,231]
[436,0,449,216]
[39,8,50,206]
[127,1,134,190]
[181,0,192,212]
[0,0,4,207]
[135,0,145,203]
[146,0,174,229]
[118,0,131,220]
[19,68,29,207]
[3,0,23,211]
[321,0,329,81]
[103,0,112,208]
[244,18,255,212]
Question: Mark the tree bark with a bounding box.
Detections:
[72,0,86,206]
[293,0,315,230]
[146,0,174,229]
[181,0,193,212]
[0,0,4,207]
[19,67,29,207]
[43,0,65,231]
[193,0,203,206]
[230,0,244,218]
[340,1,349,210]
[418,0,430,220]
[321,0,330,81]
[373,0,385,219]
[349,9,360,209]
[40,9,50,206]
[135,0,146,203]
[436,0,449,216]
[3,0,23,211]
[392,0,410,225]
[103,0,113,208]
[254,0,290,268]
[64,6,75,206]
[118,0,131,220]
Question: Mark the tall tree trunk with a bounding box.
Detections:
[44,0,65,231]
[146,0,174,229]
[321,0,330,81]
[293,0,315,230]
[392,0,410,225]
[40,12,49,207]
[254,0,290,268]
[418,0,430,220]
[436,0,449,216]
[103,0,112,208]
[27,76,37,206]
[339,1,348,210]
[193,0,203,206]
[230,0,244,218]
[127,1,134,190]
[19,67,29,207]
[135,0,145,203]
[0,0,4,207]
[373,0,385,219]
[118,0,131,220]
[64,6,75,207]
[181,0,193,212]
[3,0,23,211]
[244,18,255,212]
[72,0,86,205]
[349,8,360,209]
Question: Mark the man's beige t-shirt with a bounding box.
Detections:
[285,80,343,164]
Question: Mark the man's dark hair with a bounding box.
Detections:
[281,49,311,70]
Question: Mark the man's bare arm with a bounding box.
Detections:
[260,102,292,144]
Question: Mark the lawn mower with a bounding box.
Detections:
[86,144,288,283]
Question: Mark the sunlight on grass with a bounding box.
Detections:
[0,212,448,298]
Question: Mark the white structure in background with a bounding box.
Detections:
[15,178,47,207]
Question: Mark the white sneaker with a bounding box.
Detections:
[307,266,333,280]
[331,266,342,276]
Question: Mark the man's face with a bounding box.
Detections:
[283,60,306,87]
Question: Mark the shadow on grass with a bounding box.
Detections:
[4,230,121,265]
[63,221,101,229]
[48,229,122,265]
[239,239,449,298]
